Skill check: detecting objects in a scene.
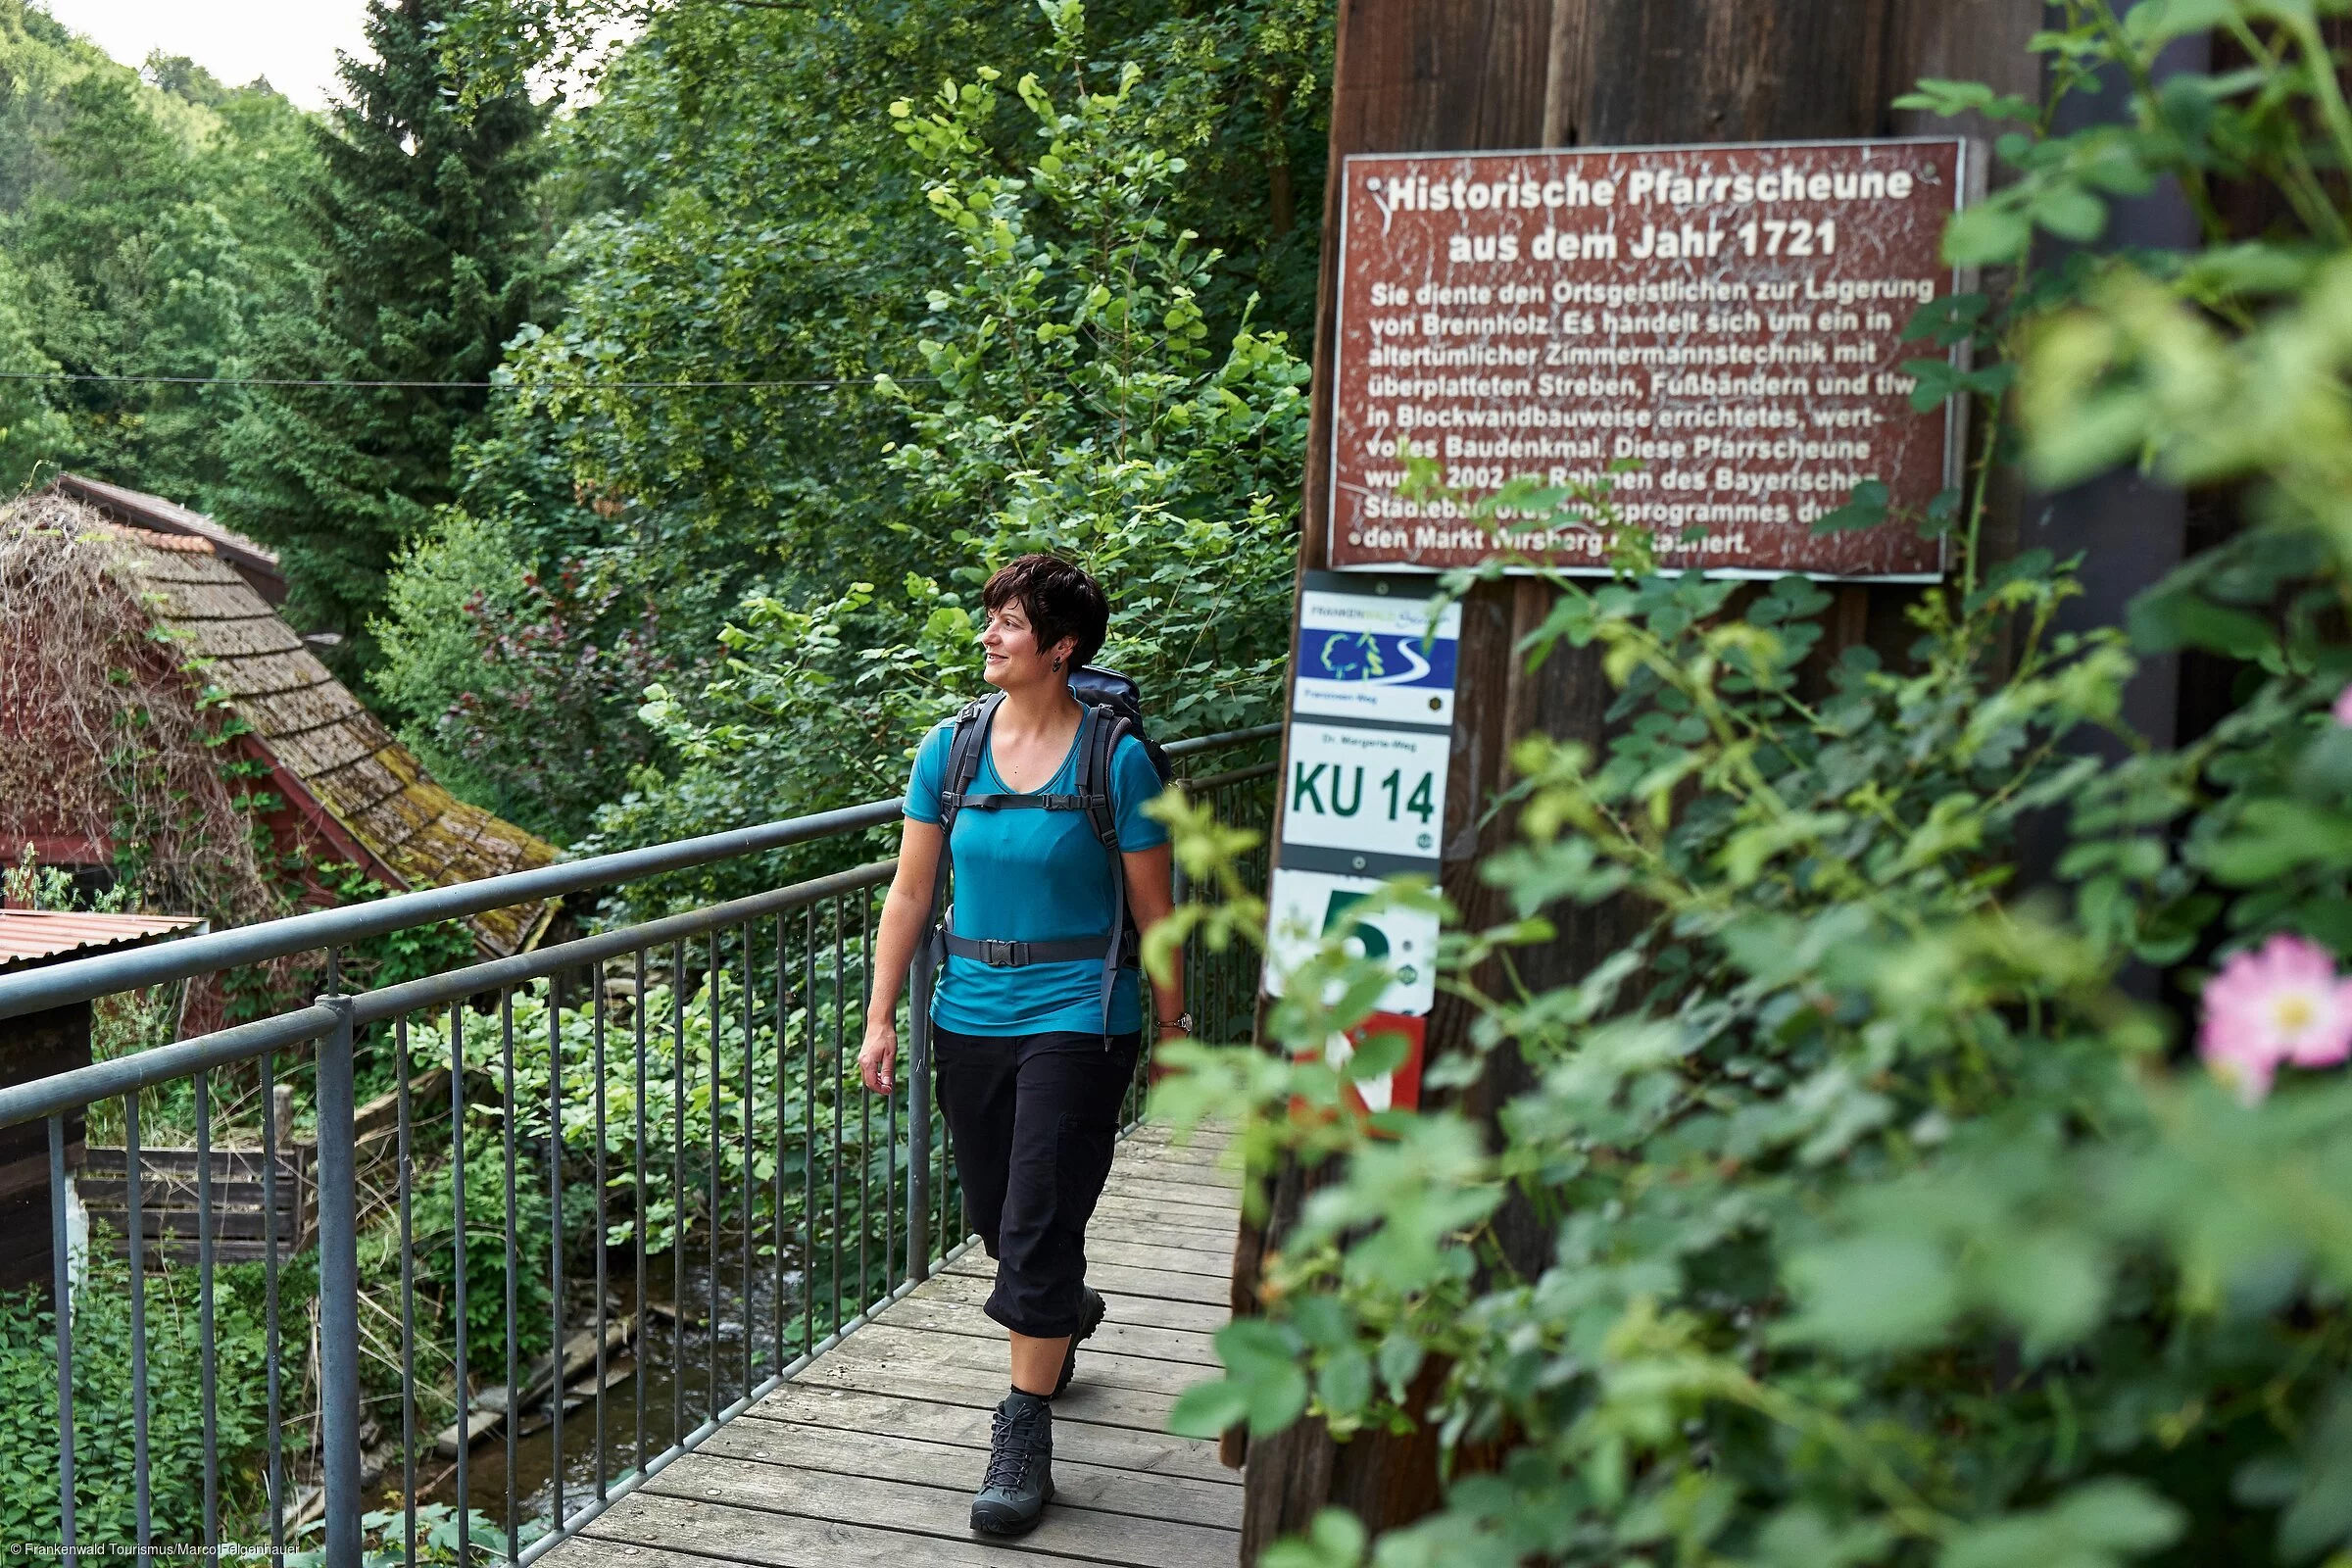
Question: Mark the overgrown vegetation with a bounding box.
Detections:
[581,7,1309,904]
[1152,7,2352,1565]
[374,0,1328,843]
[0,1242,275,1546]
[0,496,288,930]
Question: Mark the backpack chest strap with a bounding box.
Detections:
[947,792,1105,813]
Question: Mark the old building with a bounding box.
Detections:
[0,477,560,964]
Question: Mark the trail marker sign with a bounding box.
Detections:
[1265,574,1452,1020]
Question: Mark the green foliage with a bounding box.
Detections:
[397,959,890,1283]
[399,1107,559,1384]
[584,12,1307,897]
[220,0,548,666]
[1153,7,2352,1564]
[368,510,672,840]
[0,1243,274,1545]
[365,0,1324,841]
[0,24,320,501]
[368,511,538,811]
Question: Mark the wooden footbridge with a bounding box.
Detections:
[550,1124,1244,1568]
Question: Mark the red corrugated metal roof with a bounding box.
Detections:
[0,910,204,972]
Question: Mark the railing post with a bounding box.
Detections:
[906,944,934,1284]
[314,996,364,1568]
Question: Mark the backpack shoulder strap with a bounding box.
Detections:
[1075,706,1127,850]
[1078,709,1141,1043]
[937,692,1004,839]
[926,693,1002,971]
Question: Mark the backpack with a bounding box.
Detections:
[923,666,1173,1042]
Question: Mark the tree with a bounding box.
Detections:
[220,0,548,662]
[576,12,1307,905]
[0,25,321,504]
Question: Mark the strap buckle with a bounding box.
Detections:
[979,939,1026,967]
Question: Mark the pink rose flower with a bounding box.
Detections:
[2334,684,2352,727]
[2199,933,2352,1104]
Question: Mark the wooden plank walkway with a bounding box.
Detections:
[554,1125,1242,1568]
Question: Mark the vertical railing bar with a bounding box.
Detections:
[397,1017,418,1568]
[842,903,851,1335]
[197,1067,220,1555]
[874,888,889,1298]
[739,921,755,1399]
[315,996,364,1568]
[803,904,816,1350]
[634,947,650,1481]
[933,995,945,1268]
[262,1051,283,1567]
[669,940,684,1451]
[594,972,612,1502]
[126,1092,150,1553]
[49,1112,74,1561]
[706,930,722,1420]
[771,917,788,1377]
[858,893,871,1311]
[906,905,931,1286]
[876,886,896,1294]
[503,989,521,1564]
[548,971,566,1535]
[452,1002,470,1568]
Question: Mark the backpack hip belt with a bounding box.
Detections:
[941,931,1128,967]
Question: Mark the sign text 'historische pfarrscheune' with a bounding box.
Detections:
[1330,139,1973,579]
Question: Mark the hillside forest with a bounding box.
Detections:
[0,0,1328,864]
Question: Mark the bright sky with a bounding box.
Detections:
[35,1,373,112]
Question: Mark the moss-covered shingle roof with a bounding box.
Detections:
[98,512,560,958]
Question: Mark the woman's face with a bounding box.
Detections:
[979,597,1076,692]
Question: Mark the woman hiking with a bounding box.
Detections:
[858,553,1188,1537]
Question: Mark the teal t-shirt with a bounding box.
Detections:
[905,708,1169,1035]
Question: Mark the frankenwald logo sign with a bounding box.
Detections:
[1292,586,1463,728]
[1298,625,1457,691]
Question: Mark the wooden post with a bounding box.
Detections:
[0,1003,86,1292]
[1235,0,2046,1554]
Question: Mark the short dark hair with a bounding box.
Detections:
[982,554,1108,668]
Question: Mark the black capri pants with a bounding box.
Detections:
[931,1026,1142,1338]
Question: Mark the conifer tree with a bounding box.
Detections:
[221,0,545,662]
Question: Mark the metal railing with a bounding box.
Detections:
[0,724,1276,1565]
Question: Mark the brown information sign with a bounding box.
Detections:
[1330,139,1971,579]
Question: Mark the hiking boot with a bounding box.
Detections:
[970,1389,1055,1536]
[1053,1288,1107,1397]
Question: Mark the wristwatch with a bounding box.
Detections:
[1156,1011,1195,1034]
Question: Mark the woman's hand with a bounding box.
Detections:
[858,1017,899,1095]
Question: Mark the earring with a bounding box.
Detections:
[1052,657,1064,672]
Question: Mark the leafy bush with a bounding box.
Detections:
[1152,9,2352,1565]
[370,512,676,842]
[0,1241,274,1546]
